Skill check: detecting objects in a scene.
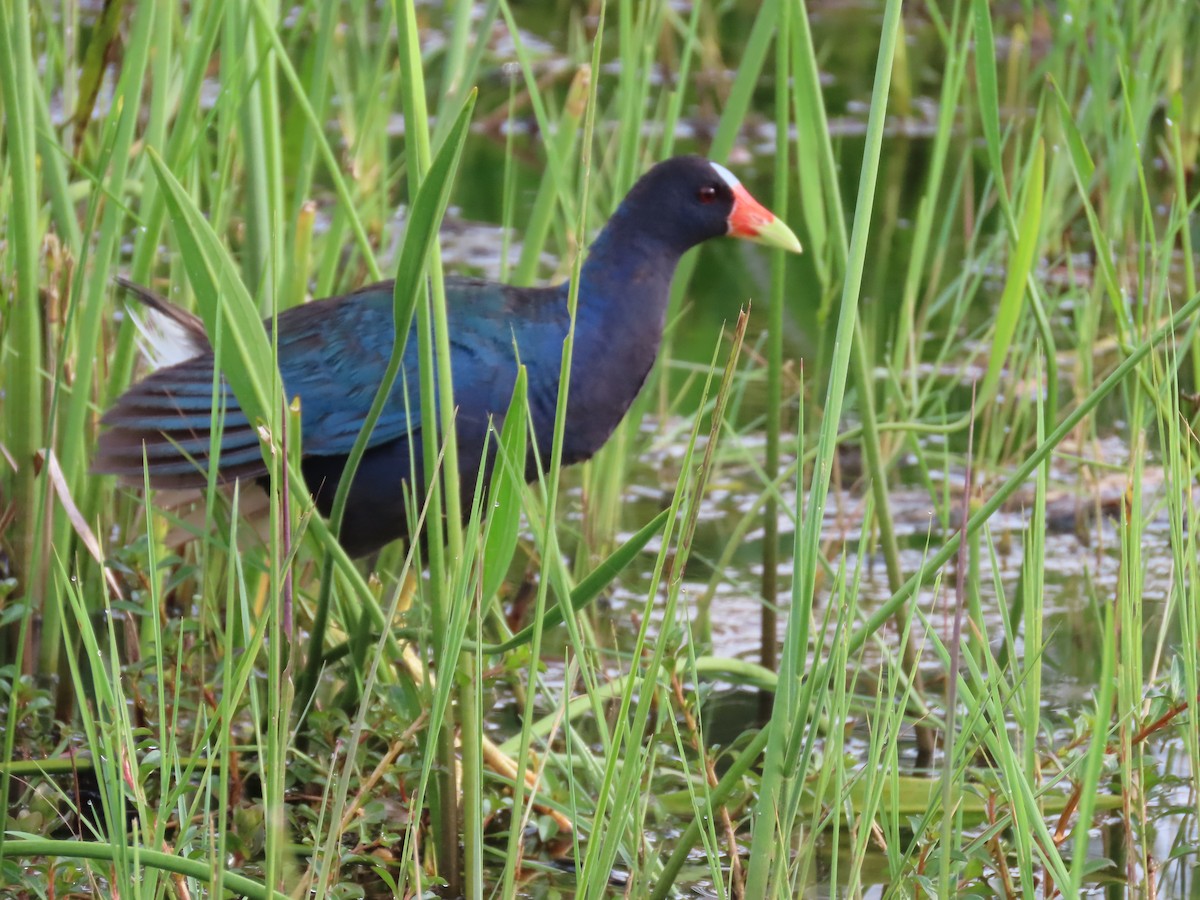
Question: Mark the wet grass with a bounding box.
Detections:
[3,0,1200,896]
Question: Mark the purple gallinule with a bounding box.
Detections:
[96,156,801,555]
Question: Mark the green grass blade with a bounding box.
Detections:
[744,0,904,892]
[0,0,45,603]
[484,508,670,654]
[324,89,477,537]
[481,367,529,602]
[145,147,277,429]
[980,139,1045,406]
[972,0,1010,216]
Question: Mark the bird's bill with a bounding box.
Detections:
[728,183,803,254]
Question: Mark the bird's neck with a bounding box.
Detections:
[577,211,682,330]
[548,217,684,464]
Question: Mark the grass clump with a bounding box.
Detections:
[3,1,1200,897]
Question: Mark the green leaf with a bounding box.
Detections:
[980,138,1044,406]
[73,0,129,134]
[485,507,670,654]
[806,773,1122,822]
[481,367,529,601]
[145,146,276,435]
[1049,75,1096,184]
[326,88,478,534]
[972,0,1007,210]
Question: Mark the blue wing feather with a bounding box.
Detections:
[96,277,570,489]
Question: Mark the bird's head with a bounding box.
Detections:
[619,156,803,256]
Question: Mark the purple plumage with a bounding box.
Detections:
[96,157,801,555]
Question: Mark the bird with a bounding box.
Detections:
[95,156,802,557]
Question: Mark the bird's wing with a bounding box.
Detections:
[290,278,567,458]
[95,351,265,489]
[274,285,423,457]
[96,284,420,487]
[96,278,563,489]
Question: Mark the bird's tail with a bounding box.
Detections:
[94,279,267,489]
[114,276,211,368]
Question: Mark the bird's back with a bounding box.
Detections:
[95,276,577,553]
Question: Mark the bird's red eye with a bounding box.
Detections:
[698,185,718,203]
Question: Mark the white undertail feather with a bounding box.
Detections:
[114,276,210,369]
[128,305,209,369]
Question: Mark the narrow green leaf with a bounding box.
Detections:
[1049,77,1128,334]
[326,88,477,534]
[73,0,128,135]
[806,775,1123,821]
[248,0,382,281]
[972,0,1007,210]
[980,139,1045,405]
[0,0,42,590]
[0,838,291,899]
[481,367,528,601]
[144,146,276,432]
[485,508,670,654]
[743,0,904,893]
[1049,76,1096,183]
[513,66,588,285]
